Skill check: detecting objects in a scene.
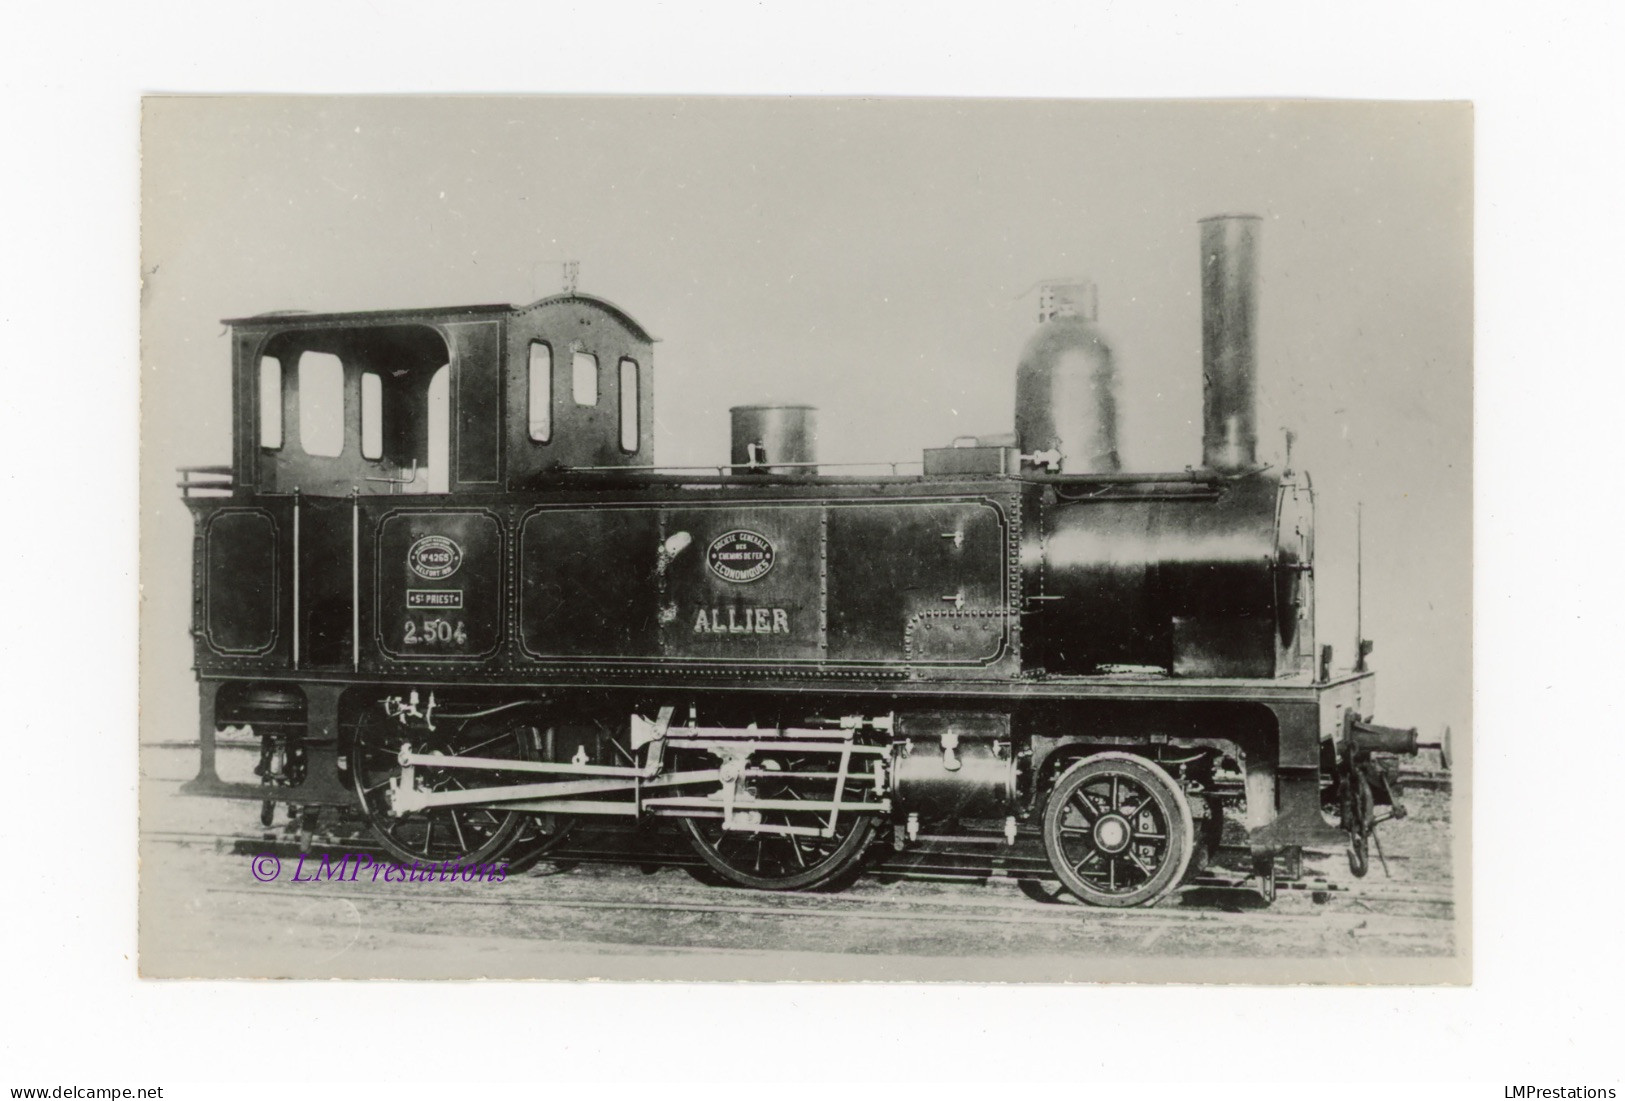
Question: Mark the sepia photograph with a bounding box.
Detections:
[17,0,1625,1091]
[138,95,1471,983]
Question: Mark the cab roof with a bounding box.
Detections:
[224,292,657,343]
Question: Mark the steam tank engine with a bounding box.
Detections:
[179,215,1427,908]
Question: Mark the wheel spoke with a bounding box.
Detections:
[680,742,876,890]
[1044,758,1193,908]
[394,824,424,858]
[352,713,534,869]
[456,733,511,758]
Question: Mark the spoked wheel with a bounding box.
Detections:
[349,711,530,867]
[490,715,579,873]
[681,751,879,891]
[504,813,580,874]
[1042,752,1195,908]
[1345,769,1374,878]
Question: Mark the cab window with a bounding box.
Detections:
[360,371,383,461]
[423,364,449,494]
[297,352,345,457]
[528,341,552,442]
[619,357,639,452]
[572,350,599,406]
[258,356,282,449]
[255,324,452,496]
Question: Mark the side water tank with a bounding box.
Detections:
[1014,282,1120,474]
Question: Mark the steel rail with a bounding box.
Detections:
[207,884,1453,932]
[141,831,1455,909]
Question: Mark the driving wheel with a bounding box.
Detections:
[682,750,878,891]
[349,711,530,867]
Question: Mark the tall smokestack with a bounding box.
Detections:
[1199,214,1261,473]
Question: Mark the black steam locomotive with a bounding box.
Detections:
[180,215,1426,906]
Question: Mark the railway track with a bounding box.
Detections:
[141,826,1455,918]
[142,753,1454,936]
[200,881,1444,940]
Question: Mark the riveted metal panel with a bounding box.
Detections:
[295,495,354,668]
[910,610,1007,663]
[203,508,281,655]
[660,504,825,662]
[826,499,1008,664]
[232,328,262,492]
[1037,472,1282,675]
[504,297,655,482]
[447,319,503,487]
[518,506,659,658]
[373,508,504,661]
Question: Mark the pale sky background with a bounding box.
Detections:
[141,97,1471,744]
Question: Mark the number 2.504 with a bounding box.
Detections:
[404,618,467,645]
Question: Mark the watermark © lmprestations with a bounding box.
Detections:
[249,852,508,885]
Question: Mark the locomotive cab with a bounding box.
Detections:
[224,293,653,498]
[503,294,655,481]
[248,319,460,497]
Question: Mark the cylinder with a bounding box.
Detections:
[892,737,1015,821]
[1199,215,1262,473]
[730,405,817,474]
[891,712,1016,823]
[1014,316,1120,474]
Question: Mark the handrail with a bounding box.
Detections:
[563,459,928,477]
[177,465,234,498]
[538,471,924,488]
[556,461,1268,485]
